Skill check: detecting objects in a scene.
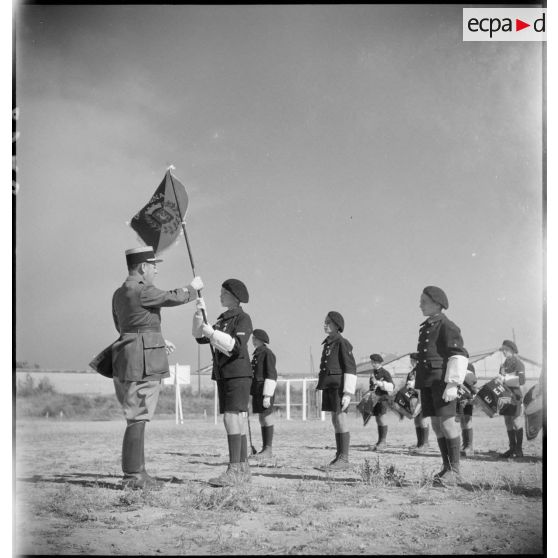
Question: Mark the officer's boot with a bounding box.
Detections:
[327,432,351,471]
[500,430,516,458]
[209,434,244,487]
[433,437,451,480]
[514,428,524,457]
[461,428,474,457]
[373,425,388,451]
[122,421,162,490]
[257,426,274,460]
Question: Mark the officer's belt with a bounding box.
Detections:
[120,327,161,334]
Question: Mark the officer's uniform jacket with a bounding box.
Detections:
[111,276,190,382]
[370,367,394,397]
[415,313,468,389]
[317,332,357,391]
[197,307,253,380]
[500,355,526,401]
[251,345,277,395]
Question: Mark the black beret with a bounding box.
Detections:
[500,339,518,354]
[252,329,269,344]
[222,278,249,303]
[423,285,449,310]
[327,311,344,333]
[409,352,419,361]
[369,353,383,363]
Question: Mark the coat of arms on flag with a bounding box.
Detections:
[130,169,189,253]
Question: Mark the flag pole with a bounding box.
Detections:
[166,166,209,325]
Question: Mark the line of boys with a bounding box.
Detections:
[109,246,526,490]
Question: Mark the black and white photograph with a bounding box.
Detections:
[13,2,548,555]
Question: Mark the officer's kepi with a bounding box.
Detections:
[125,246,163,266]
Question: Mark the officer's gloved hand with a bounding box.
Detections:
[263,396,271,409]
[201,323,215,338]
[165,339,176,354]
[341,394,351,411]
[494,374,504,385]
[442,382,459,402]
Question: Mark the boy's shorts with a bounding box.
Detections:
[419,381,457,418]
[251,382,275,415]
[372,398,390,416]
[322,387,348,414]
[217,377,252,413]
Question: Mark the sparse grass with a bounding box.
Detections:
[16,416,544,555]
[191,486,260,512]
[359,457,406,487]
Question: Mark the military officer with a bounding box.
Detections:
[496,340,526,458]
[368,354,395,451]
[249,329,278,459]
[112,246,203,489]
[193,279,253,486]
[457,363,478,456]
[406,352,431,452]
[316,311,357,470]
[415,286,469,486]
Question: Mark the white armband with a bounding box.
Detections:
[504,374,520,388]
[343,373,357,395]
[445,355,468,384]
[209,329,235,355]
[263,379,277,397]
[383,381,394,394]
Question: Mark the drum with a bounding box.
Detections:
[391,387,421,420]
[523,384,543,440]
[357,390,380,426]
[473,378,519,417]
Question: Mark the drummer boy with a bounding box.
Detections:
[415,286,469,486]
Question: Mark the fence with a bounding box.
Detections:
[213,377,326,424]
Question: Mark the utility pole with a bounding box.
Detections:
[512,328,516,345]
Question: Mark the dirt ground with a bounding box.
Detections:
[15,412,543,555]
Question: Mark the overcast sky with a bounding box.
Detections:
[15,4,544,374]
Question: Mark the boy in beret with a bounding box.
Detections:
[368,354,395,451]
[111,246,203,489]
[193,279,254,486]
[457,363,478,456]
[496,340,526,458]
[415,286,469,486]
[316,311,357,470]
[406,352,431,452]
[250,329,278,459]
